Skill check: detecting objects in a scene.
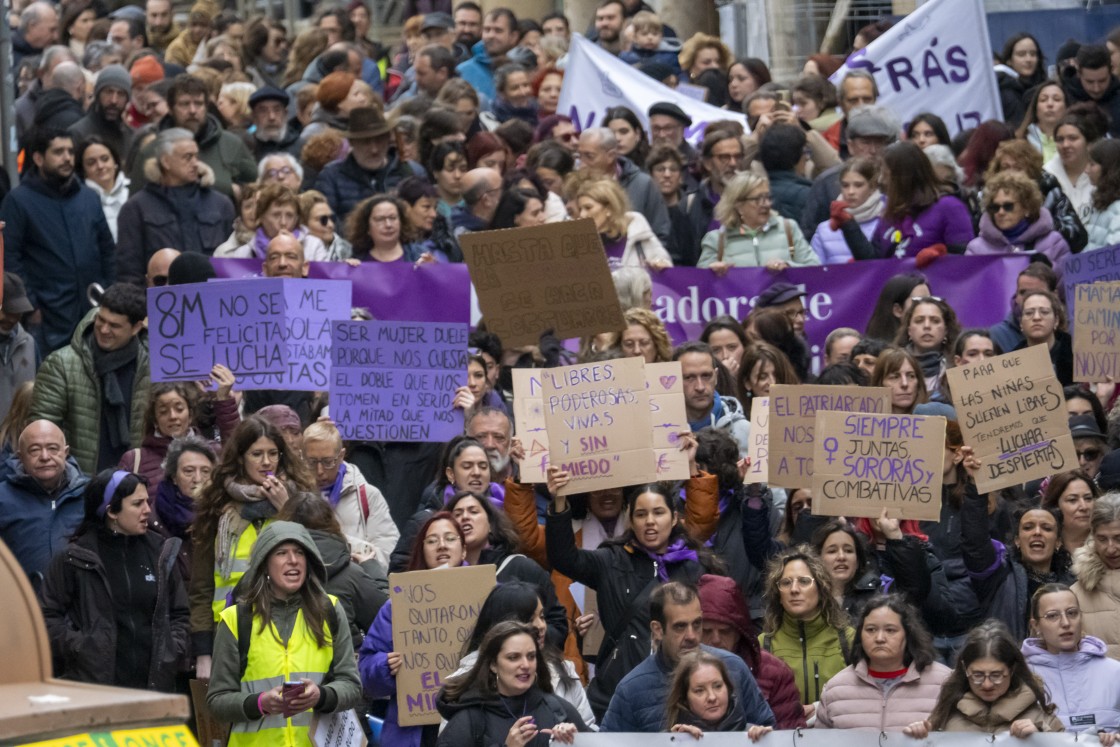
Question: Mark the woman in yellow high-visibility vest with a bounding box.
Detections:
[207,520,362,746]
[189,415,317,680]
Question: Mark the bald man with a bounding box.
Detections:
[147,248,181,287]
[0,420,90,581]
[451,167,502,236]
[262,233,307,278]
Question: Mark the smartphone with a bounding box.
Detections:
[282,681,305,698]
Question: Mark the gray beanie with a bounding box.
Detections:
[95,64,131,98]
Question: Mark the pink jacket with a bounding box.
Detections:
[815,659,951,731]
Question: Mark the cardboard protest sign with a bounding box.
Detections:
[1062,244,1120,318]
[767,385,891,489]
[147,279,351,390]
[458,220,625,346]
[744,397,770,484]
[1072,282,1120,383]
[580,588,606,657]
[946,345,1077,494]
[329,321,468,442]
[645,361,690,482]
[310,710,367,747]
[390,565,496,726]
[513,368,550,483]
[812,411,945,521]
[542,358,654,495]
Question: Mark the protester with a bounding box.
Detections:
[576,178,672,270]
[966,172,1071,266]
[1045,105,1108,223]
[1014,290,1072,387]
[1072,493,1120,659]
[1017,81,1067,163]
[666,650,774,739]
[811,157,884,263]
[76,137,129,243]
[871,348,928,415]
[1041,471,1100,554]
[1085,139,1120,250]
[893,296,960,400]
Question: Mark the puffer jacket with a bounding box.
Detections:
[118,397,239,486]
[761,612,854,705]
[1023,634,1120,732]
[965,208,1070,269]
[1072,540,1120,659]
[698,574,806,729]
[40,527,189,691]
[31,309,150,475]
[688,392,751,458]
[1039,170,1087,253]
[438,684,588,746]
[617,211,673,268]
[698,214,820,268]
[1085,201,1120,251]
[313,150,425,221]
[0,456,89,585]
[816,660,951,730]
[309,529,388,649]
[811,215,881,264]
[939,683,1064,733]
[920,486,986,638]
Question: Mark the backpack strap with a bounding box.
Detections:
[784,219,795,261]
[132,449,141,473]
[358,484,371,524]
[496,554,520,576]
[717,230,726,263]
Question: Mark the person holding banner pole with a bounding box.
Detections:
[666,650,774,739]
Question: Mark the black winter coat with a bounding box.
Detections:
[313,151,425,222]
[41,528,190,691]
[437,685,588,746]
[310,529,389,649]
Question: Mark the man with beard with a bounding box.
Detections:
[0,130,114,353]
[127,74,257,198]
[116,128,235,286]
[12,2,58,71]
[578,127,672,248]
[455,7,518,103]
[246,86,301,159]
[69,64,134,158]
[145,0,180,54]
[593,0,625,55]
[684,128,745,254]
[452,2,482,61]
[465,407,513,482]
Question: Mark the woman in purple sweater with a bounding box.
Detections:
[874,142,975,260]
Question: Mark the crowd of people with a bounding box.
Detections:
[2,0,1120,742]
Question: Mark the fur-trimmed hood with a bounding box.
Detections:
[142,157,216,187]
[1073,538,1116,592]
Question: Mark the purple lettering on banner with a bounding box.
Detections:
[209,259,473,324]
[651,256,1029,370]
[1062,244,1120,319]
[330,320,468,442]
[147,278,351,390]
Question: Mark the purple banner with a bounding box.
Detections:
[330,320,468,442]
[1062,244,1120,318]
[652,255,1030,372]
[147,279,351,390]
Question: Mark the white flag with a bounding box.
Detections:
[558,34,749,145]
[830,0,1002,135]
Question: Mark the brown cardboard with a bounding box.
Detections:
[645,361,691,481]
[744,397,770,484]
[946,345,1078,494]
[766,385,892,489]
[542,358,655,495]
[1072,281,1120,383]
[579,588,606,657]
[512,368,549,483]
[389,565,497,726]
[189,679,229,747]
[459,219,625,346]
[811,411,946,521]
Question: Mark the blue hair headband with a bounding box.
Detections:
[97,470,131,518]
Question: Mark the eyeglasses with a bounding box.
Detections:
[264,166,295,180]
[1022,307,1054,318]
[966,670,1007,686]
[988,201,1018,214]
[423,533,462,547]
[911,295,944,303]
[737,193,772,206]
[1077,449,1103,462]
[316,215,334,227]
[621,338,653,351]
[1038,608,1080,623]
[777,576,815,590]
[306,455,341,469]
[784,308,809,320]
[370,215,400,225]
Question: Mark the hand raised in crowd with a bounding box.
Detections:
[574,613,596,637]
[260,473,290,510]
[872,507,904,541]
[1091,375,1116,408]
[547,465,571,508]
[210,364,237,400]
[509,437,525,465]
[737,456,751,481]
[959,445,981,479]
[676,430,699,476]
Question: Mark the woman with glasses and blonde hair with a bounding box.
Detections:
[575,178,672,270]
[698,173,819,274]
[760,546,853,715]
[617,307,673,363]
[904,621,1063,737]
[1022,583,1120,744]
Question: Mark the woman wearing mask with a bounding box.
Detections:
[816,595,950,730]
[810,158,884,263]
[904,621,1063,736]
[893,297,961,400]
[1022,584,1120,743]
[42,469,190,692]
[1072,493,1120,659]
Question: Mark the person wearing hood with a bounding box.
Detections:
[966,172,1071,266]
[438,621,588,746]
[1023,583,1120,742]
[206,520,363,744]
[1,130,115,353]
[70,64,134,159]
[116,128,236,286]
[1064,45,1120,139]
[0,420,89,587]
[278,494,388,650]
[41,468,189,691]
[674,342,750,457]
[1072,493,1120,659]
[697,574,806,729]
[455,8,520,105]
[127,74,258,199]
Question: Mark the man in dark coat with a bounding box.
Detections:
[12,2,58,71]
[1,130,115,353]
[1064,44,1120,139]
[69,64,134,159]
[31,61,86,138]
[116,128,235,286]
[313,106,425,221]
[245,85,302,160]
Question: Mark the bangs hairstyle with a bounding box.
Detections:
[445,490,521,554]
[621,307,673,362]
[810,519,870,593]
[870,347,930,408]
[143,382,197,436]
[406,511,465,571]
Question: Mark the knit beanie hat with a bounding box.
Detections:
[95,64,131,97]
[130,56,165,86]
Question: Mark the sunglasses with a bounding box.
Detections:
[316,215,334,227]
[1078,449,1103,462]
[988,201,1018,214]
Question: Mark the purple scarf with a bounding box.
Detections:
[155,479,194,539]
[442,481,506,508]
[251,226,305,259]
[641,538,699,580]
[325,462,347,506]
